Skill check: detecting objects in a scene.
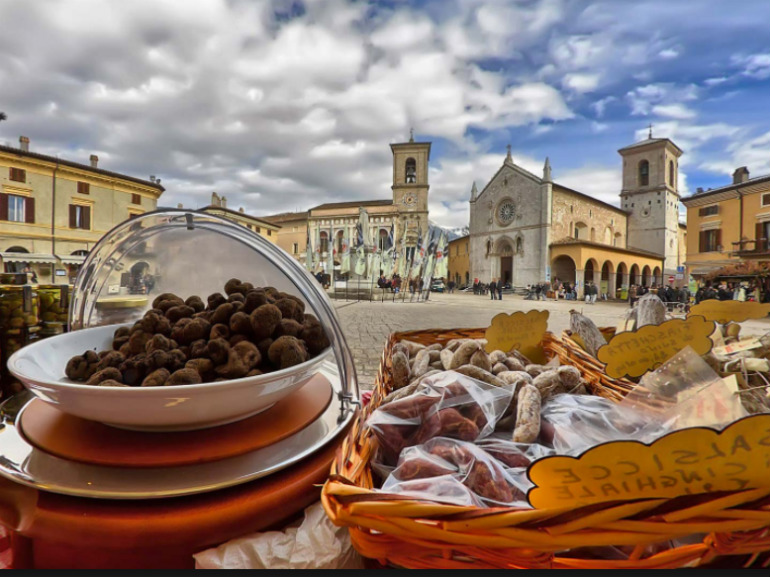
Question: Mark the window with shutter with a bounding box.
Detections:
[131,194,141,205]
[9,168,26,182]
[69,205,77,228]
[83,206,91,230]
[699,205,718,216]
[77,182,90,194]
[7,195,25,222]
[701,229,720,252]
[68,205,91,229]
[0,193,8,221]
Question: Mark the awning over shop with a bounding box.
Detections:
[0,252,57,264]
[57,255,87,265]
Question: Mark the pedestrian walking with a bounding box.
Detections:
[489,278,497,300]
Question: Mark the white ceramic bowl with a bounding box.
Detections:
[7,324,332,432]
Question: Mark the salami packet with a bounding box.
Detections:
[382,438,529,508]
[367,371,513,466]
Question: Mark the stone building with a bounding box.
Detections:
[200,193,280,244]
[0,135,164,283]
[469,135,687,297]
[264,134,432,273]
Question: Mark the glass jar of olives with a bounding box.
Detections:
[37,284,70,329]
[0,285,40,331]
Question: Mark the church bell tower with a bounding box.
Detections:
[391,130,431,248]
[618,130,683,276]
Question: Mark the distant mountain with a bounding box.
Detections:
[430,222,469,241]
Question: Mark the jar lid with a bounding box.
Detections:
[69,209,358,406]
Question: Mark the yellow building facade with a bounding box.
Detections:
[0,136,164,283]
[682,167,770,277]
[447,235,470,287]
[263,212,309,259]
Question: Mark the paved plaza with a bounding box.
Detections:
[334,292,770,391]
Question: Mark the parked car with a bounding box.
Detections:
[430,280,445,292]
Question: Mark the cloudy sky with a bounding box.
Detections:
[1,0,769,229]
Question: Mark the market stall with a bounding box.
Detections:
[323,297,770,569]
[0,210,360,569]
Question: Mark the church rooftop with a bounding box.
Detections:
[310,199,393,211]
[617,137,683,155]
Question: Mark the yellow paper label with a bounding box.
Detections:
[596,316,716,379]
[527,414,770,509]
[485,310,549,363]
[689,300,770,324]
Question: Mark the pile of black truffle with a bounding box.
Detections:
[65,279,331,387]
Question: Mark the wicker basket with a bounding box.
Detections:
[560,327,638,396]
[321,328,770,569]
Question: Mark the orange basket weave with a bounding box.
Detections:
[560,327,638,395]
[321,328,770,569]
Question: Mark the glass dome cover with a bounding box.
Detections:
[69,209,359,408]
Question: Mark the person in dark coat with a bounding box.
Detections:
[489,278,497,300]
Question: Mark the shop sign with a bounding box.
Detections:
[597,316,716,379]
[528,413,770,509]
[688,300,770,324]
[485,310,549,363]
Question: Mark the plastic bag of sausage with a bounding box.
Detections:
[474,437,555,497]
[366,371,514,466]
[381,437,529,507]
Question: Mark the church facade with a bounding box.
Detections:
[469,137,687,297]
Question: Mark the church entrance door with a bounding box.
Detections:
[501,256,513,285]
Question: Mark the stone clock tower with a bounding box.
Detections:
[391,132,431,250]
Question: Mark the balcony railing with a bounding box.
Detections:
[731,239,770,257]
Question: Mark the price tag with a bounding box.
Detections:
[485,310,549,363]
[688,301,770,324]
[597,316,716,379]
[527,413,770,509]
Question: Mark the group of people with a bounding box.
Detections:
[524,282,555,301]
[694,280,770,304]
[377,273,404,293]
[376,273,428,295]
[488,278,505,300]
[628,283,690,307]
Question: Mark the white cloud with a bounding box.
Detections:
[634,121,742,157]
[704,76,728,86]
[658,48,679,59]
[591,121,609,133]
[626,83,698,115]
[652,103,696,120]
[732,52,770,79]
[562,73,601,93]
[592,96,616,118]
